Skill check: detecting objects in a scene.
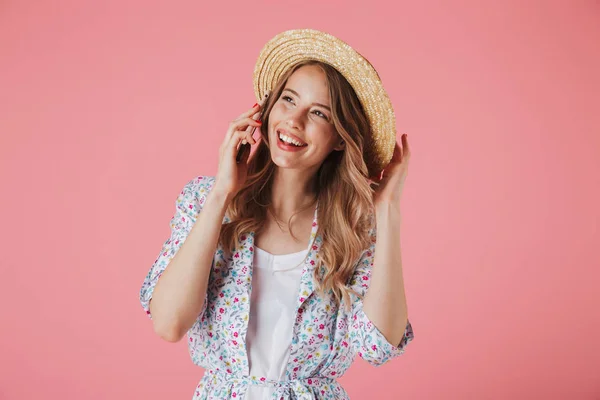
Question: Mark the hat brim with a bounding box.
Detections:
[253,28,396,175]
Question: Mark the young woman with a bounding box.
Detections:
[140,29,415,400]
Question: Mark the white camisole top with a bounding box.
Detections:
[244,246,309,400]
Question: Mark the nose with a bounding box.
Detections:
[286,108,304,130]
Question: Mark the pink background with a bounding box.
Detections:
[1,0,599,399]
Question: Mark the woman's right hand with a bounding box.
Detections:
[214,92,270,198]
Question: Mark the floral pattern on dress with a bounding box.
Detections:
[140,175,414,399]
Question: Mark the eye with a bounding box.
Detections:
[313,110,328,119]
[281,95,329,120]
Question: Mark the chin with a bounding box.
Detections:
[270,153,296,169]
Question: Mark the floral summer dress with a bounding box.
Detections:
[139,175,414,399]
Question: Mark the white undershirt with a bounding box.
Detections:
[244,246,309,400]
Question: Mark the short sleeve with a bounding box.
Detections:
[139,175,216,320]
[347,214,415,367]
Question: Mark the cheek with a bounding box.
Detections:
[270,102,286,117]
[319,127,338,145]
[307,129,337,151]
[267,106,283,129]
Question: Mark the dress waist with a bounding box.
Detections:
[195,368,348,399]
[207,368,334,388]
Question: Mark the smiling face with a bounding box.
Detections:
[267,64,345,173]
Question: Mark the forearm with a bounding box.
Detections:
[362,203,409,347]
[150,188,231,342]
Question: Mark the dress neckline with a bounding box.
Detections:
[254,246,308,258]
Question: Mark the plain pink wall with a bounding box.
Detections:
[0,0,598,399]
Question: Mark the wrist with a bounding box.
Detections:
[207,185,234,209]
[375,201,402,221]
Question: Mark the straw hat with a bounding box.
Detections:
[253,28,397,175]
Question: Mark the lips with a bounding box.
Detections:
[277,129,307,146]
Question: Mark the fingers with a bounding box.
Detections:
[226,104,263,145]
[249,90,271,121]
[237,103,261,121]
[241,131,256,145]
[243,135,263,165]
[257,90,271,110]
[236,91,271,122]
[227,117,262,143]
[225,106,261,145]
[222,91,272,163]
[227,128,256,159]
[235,117,262,131]
[401,133,410,158]
[240,91,271,145]
[241,129,257,145]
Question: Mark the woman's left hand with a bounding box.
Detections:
[371,133,411,209]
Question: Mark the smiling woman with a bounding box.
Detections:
[140,28,414,400]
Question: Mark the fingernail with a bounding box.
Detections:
[256,120,262,125]
[242,139,247,145]
[252,103,258,108]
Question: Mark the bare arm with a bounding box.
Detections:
[147,97,268,342]
[149,187,232,342]
[363,203,409,347]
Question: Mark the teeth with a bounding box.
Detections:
[278,132,304,147]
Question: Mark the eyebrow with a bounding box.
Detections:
[283,88,331,111]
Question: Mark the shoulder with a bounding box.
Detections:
[181,175,216,197]
[176,175,217,213]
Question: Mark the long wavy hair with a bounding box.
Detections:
[219,60,378,312]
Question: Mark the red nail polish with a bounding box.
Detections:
[252,103,258,108]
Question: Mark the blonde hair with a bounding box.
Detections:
[219,60,377,312]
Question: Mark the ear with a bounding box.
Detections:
[333,139,345,152]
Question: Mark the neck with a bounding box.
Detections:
[270,167,318,219]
